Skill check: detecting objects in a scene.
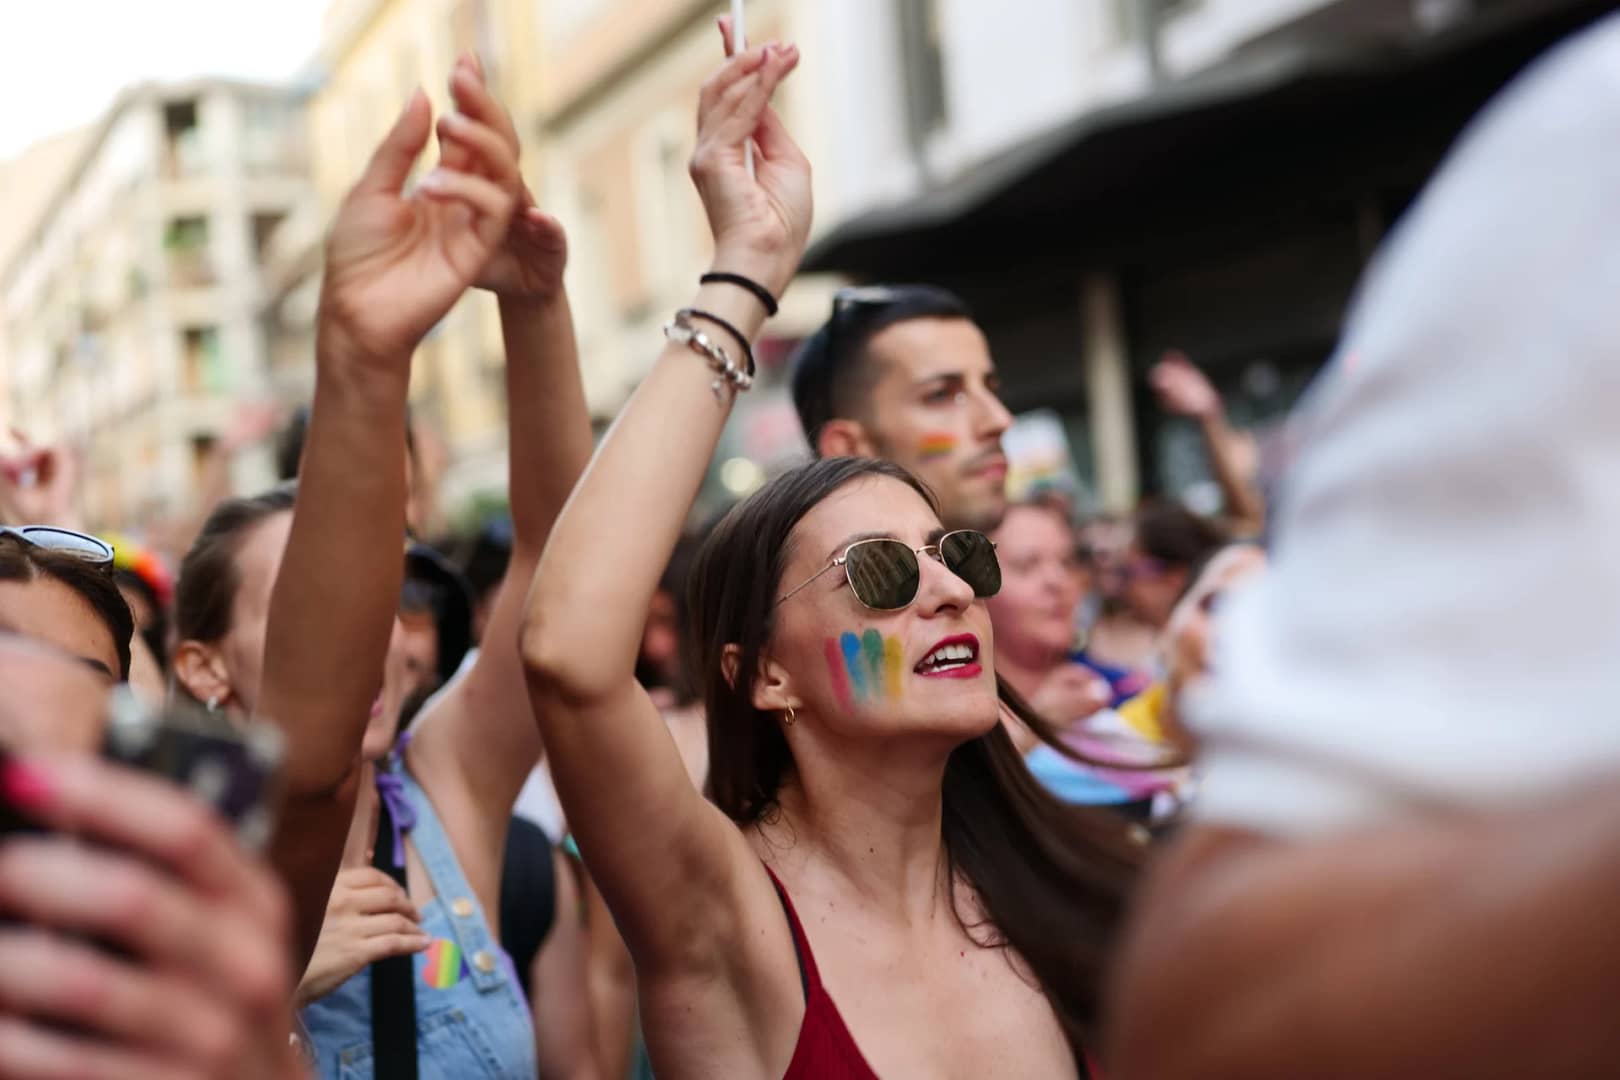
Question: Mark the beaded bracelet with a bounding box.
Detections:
[663,310,753,398]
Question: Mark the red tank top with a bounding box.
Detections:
[765,865,882,1079]
[763,866,1101,1080]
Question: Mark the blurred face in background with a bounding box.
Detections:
[1122,541,1190,630]
[987,504,1085,665]
[1164,544,1267,705]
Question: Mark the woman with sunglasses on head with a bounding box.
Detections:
[0,533,301,1079]
[521,26,1139,1079]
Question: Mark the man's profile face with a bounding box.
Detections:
[859,317,1012,532]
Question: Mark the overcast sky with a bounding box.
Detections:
[0,0,330,160]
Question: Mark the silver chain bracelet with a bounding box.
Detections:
[663,310,754,398]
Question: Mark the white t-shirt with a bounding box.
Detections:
[1190,12,1620,837]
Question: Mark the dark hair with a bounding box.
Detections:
[0,535,133,679]
[174,486,298,652]
[113,568,170,672]
[687,456,1141,1056]
[277,405,416,483]
[636,533,704,706]
[790,284,973,449]
[1133,502,1226,571]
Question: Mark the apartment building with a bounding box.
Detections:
[0,80,307,530]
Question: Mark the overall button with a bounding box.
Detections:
[472,950,496,974]
[451,897,474,918]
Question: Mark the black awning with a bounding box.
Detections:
[803,0,1619,279]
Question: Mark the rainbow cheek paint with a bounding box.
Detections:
[917,432,957,460]
[826,629,906,709]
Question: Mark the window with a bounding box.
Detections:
[182,327,227,392]
[165,216,213,286]
[163,99,204,177]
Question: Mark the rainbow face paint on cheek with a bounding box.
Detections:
[826,630,906,708]
[917,432,956,460]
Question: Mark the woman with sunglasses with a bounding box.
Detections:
[521,28,1139,1079]
[0,534,301,1078]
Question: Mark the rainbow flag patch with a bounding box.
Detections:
[421,938,465,990]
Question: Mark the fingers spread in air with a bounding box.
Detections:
[0,929,239,1070]
[698,43,769,120]
[450,60,520,156]
[419,168,514,226]
[436,112,517,189]
[704,45,800,152]
[354,88,432,197]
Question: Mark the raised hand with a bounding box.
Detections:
[319,79,521,367]
[1029,665,1114,730]
[0,430,80,527]
[1150,350,1223,421]
[691,19,810,298]
[436,55,570,302]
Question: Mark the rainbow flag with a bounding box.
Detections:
[917,434,955,459]
[421,938,464,989]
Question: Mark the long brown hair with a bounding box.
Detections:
[686,457,1142,1056]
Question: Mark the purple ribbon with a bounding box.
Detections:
[374,734,417,867]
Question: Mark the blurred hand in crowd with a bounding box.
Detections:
[0,430,80,528]
[1029,665,1114,730]
[0,754,300,1080]
[318,66,522,368]
[436,56,570,303]
[1150,350,1222,421]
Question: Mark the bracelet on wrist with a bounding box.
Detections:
[699,272,780,317]
[663,310,753,398]
[681,307,756,379]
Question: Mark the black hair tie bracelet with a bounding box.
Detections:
[700,272,779,317]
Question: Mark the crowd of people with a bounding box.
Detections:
[3,9,1620,1078]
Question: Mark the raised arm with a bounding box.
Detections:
[1107,798,1620,1079]
[1150,351,1265,536]
[519,39,808,966]
[407,56,596,901]
[257,84,520,967]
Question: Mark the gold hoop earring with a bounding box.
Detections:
[784,704,796,727]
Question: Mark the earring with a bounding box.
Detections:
[783,704,796,727]
[206,694,220,713]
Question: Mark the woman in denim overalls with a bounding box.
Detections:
[302,760,536,1078]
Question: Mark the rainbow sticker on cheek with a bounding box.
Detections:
[917,432,956,460]
[826,630,906,708]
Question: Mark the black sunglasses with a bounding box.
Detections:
[777,529,1001,611]
[823,285,906,360]
[0,525,114,568]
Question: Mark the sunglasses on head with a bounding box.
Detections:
[824,285,905,359]
[776,529,1001,611]
[0,525,114,568]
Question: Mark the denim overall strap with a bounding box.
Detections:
[396,765,511,996]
